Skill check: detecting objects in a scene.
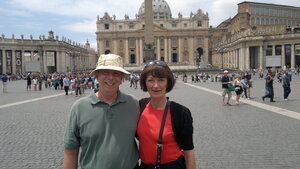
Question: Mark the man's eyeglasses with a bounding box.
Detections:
[145,60,168,67]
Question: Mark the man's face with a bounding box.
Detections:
[95,69,124,93]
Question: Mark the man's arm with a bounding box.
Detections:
[64,148,79,169]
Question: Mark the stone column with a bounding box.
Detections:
[178,38,182,62]
[21,50,25,74]
[125,39,129,64]
[164,38,168,61]
[113,40,117,54]
[291,44,295,69]
[245,47,250,70]
[12,50,16,74]
[2,50,6,74]
[281,45,285,69]
[135,39,139,65]
[56,51,61,72]
[259,45,263,70]
[43,51,47,73]
[168,38,171,63]
[189,38,194,64]
[31,51,34,61]
[235,49,238,69]
[156,38,160,60]
[240,47,245,70]
[139,39,143,64]
[272,45,275,57]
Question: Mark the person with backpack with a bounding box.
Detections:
[137,60,196,169]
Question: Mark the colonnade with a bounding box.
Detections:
[214,43,298,71]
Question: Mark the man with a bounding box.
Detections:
[221,70,232,105]
[63,75,70,95]
[74,75,81,97]
[26,73,32,91]
[282,70,291,101]
[262,69,275,102]
[63,54,140,169]
[1,74,8,93]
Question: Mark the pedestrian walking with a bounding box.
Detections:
[38,76,43,91]
[282,70,291,101]
[74,75,81,96]
[63,54,139,169]
[233,74,243,104]
[221,70,232,106]
[26,74,32,91]
[262,69,275,102]
[1,74,9,93]
[63,76,70,95]
[32,77,37,91]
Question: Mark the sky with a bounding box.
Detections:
[1,0,300,49]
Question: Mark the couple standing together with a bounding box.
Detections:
[63,54,196,169]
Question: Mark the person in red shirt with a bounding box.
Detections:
[137,60,196,169]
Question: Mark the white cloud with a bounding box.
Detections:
[209,0,238,26]
[0,7,32,17]
[61,19,96,34]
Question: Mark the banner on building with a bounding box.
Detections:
[15,51,22,74]
[285,45,291,56]
[6,50,12,74]
[46,52,55,66]
[295,44,300,56]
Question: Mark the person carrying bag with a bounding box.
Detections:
[137,60,196,169]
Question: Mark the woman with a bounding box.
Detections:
[233,74,243,104]
[137,60,196,169]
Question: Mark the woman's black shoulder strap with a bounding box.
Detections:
[139,98,151,113]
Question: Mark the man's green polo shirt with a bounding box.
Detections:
[64,91,140,169]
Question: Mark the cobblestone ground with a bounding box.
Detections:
[0,75,299,169]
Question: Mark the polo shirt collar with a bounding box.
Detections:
[89,90,127,105]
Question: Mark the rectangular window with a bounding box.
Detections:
[172,24,177,27]
[160,24,164,27]
[119,25,123,30]
[197,21,202,27]
[275,45,282,55]
[129,25,134,29]
[105,40,110,48]
[184,23,187,27]
[104,24,109,30]
[266,45,272,56]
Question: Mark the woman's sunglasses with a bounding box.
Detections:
[145,60,168,67]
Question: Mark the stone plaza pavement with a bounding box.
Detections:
[0,74,299,169]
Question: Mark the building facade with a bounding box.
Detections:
[211,2,300,70]
[96,0,210,71]
[0,31,97,75]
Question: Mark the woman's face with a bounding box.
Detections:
[146,74,168,99]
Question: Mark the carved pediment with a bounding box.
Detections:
[101,12,112,21]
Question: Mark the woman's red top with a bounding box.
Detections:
[137,102,183,164]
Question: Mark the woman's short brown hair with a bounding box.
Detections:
[140,62,175,93]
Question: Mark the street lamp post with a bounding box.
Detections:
[217,48,227,70]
